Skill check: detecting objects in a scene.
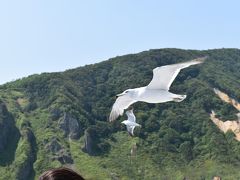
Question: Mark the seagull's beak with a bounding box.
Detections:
[116,92,125,97]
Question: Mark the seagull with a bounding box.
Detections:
[109,57,206,122]
[121,109,141,136]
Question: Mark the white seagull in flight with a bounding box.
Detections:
[121,109,141,136]
[109,57,206,122]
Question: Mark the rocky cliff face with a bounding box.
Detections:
[45,137,73,164]
[58,112,81,140]
[0,101,17,152]
[15,127,36,180]
[82,129,94,155]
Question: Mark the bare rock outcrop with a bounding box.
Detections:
[58,112,81,140]
[0,101,19,152]
[213,88,240,111]
[211,88,240,141]
[210,111,240,141]
[45,138,62,153]
[15,127,36,180]
[45,137,73,164]
[82,130,94,155]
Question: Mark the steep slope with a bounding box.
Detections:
[210,111,240,141]
[0,48,240,179]
[0,101,20,164]
[214,88,240,111]
[210,88,240,141]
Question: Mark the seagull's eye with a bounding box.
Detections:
[125,90,129,93]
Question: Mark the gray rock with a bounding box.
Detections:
[82,130,94,155]
[50,108,62,121]
[16,157,33,180]
[58,112,81,140]
[45,137,73,164]
[15,128,36,180]
[45,138,62,153]
[237,112,240,121]
[0,123,9,151]
[0,102,15,152]
[56,149,73,164]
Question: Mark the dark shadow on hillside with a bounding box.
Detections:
[28,128,37,180]
[14,126,38,180]
[0,126,20,166]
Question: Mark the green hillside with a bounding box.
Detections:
[1,48,240,179]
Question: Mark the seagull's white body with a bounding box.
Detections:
[121,110,141,136]
[109,57,206,122]
[131,87,186,103]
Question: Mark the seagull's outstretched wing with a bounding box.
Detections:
[126,110,136,123]
[109,96,136,122]
[147,57,206,90]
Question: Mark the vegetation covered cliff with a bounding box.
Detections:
[0,48,240,179]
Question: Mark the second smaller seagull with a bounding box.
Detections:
[121,109,141,136]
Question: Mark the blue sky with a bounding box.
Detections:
[0,0,240,84]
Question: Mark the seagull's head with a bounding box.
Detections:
[116,89,134,98]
